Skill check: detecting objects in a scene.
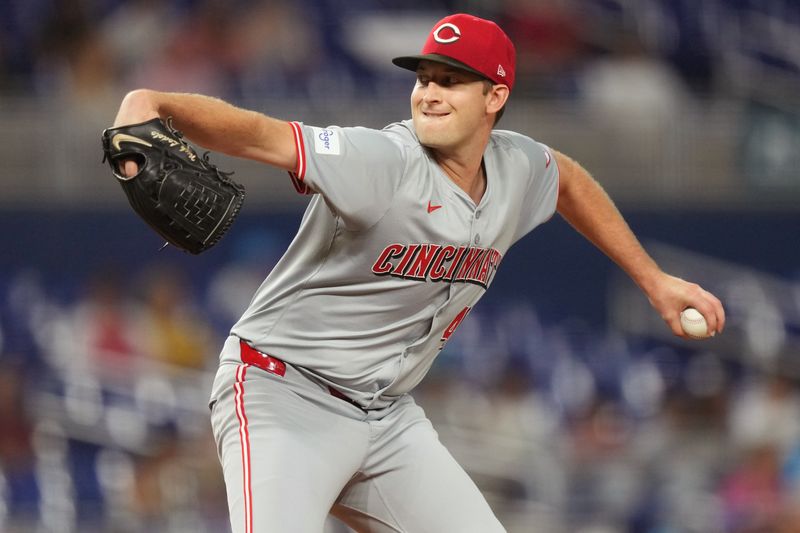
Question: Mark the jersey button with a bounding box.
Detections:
[475,210,481,219]
[474,233,481,245]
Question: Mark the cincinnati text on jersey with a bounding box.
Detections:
[371,243,502,288]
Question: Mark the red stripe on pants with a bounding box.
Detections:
[234,364,253,533]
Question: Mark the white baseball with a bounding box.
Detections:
[680,307,711,338]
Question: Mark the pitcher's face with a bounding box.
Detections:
[411,61,493,152]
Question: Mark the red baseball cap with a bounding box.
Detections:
[392,13,516,90]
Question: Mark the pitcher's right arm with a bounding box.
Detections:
[113,89,298,175]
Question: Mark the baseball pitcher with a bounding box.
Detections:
[107,13,725,533]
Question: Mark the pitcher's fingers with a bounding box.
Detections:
[123,160,139,178]
[694,290,725,335]
[707,292,726,333]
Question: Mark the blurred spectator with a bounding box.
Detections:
[133,264,216,371]
[578,29,690,138]
[0,271,46,372]
[719,444,783,533]
[560,398,638,531]
[500,0,585,97]
[31,0,91,84]
[228,0,320,102]
[71,267,139,377]
[99,0,170,77]
[485,359,563,504]
[0,363,39,523]
[130,426,181,528]
[626,389,729,532]
[61,27,117,107]
[127,0,240,99]
[729,374,800,458]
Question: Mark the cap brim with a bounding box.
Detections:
[391,53,488,81]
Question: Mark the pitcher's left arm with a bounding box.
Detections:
[553,150,725,338]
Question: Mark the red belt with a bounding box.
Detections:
[238,340,364,410]
[239,340,286,376]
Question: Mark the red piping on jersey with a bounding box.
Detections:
[234,364,253,533]
[288,121,310,194]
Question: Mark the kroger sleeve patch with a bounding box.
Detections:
[288,122,407,230]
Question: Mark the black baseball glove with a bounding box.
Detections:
[101,117,245,254]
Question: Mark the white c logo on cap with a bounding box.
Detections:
[433,22,461,44]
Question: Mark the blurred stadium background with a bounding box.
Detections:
[1,0,799,532]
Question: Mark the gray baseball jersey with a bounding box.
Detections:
[226,119,558,409]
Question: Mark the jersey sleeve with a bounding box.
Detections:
[512,138,560,243]
[288,122,406,230]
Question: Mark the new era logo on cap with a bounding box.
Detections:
[392,13,517,90]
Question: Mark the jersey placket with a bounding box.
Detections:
[379,188,491,402]
[437,181,485,334]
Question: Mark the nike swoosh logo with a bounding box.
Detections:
[427,201,442,214]
[111,133,153,151]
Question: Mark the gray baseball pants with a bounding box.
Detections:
[209,335,505,533]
